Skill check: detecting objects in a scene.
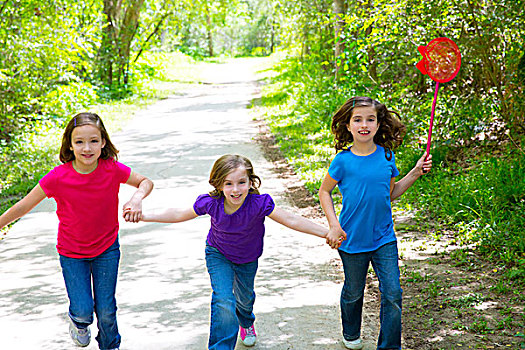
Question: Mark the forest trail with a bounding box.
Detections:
[0,58,382,349]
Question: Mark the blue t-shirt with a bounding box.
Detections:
[193,193,275,264]
[328,145,399,254]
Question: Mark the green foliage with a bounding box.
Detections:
[41,82,99,119]
[254,0,524,276]
[0,0,101,140]
[0,51,200,222]
[0,124,59,218]
[398,150,525,268]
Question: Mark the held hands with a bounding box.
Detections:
[122,199,143,223]
[416,153,433,176]
[326,226,347,249]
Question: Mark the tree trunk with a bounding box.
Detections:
[333,0,345,78]
[204,2,214,57]
[97,0,144,88]
[365,23,377,82]
[518,51,525,84]
[118,0,145,84]
[97,0,121,87]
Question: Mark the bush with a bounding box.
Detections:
[258,51,524,276]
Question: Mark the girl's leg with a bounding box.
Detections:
[92,238,121,350]
[232,259,258,328]
[205,245,238,350]
[371,241,402,350]
[59,255,94,329]
[338,249,370,341]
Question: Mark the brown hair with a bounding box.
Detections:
[59,112,119,163]
[208,154,261,198]
[331,96,406,159]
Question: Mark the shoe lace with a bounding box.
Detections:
[245,325,256,337]
[77,328,89,336]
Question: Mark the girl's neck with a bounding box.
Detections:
[223,198,244,215]
[351,142,377,156]
[72,159,99,174]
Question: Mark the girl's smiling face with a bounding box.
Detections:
[347,106,379,144]
[70,124,106,173]
[221,166,251,213]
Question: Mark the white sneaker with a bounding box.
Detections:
[69,319,91,347]
[343,337,363,349]
[240,324,257,347]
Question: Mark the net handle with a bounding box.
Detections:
[425,81,440,158]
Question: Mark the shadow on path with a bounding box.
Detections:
[0,58,378,349]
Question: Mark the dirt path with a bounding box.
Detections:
[0,58,382,349]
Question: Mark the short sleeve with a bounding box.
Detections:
[260,194,275,216]
[328,153,343,182]
[391,152,400,178]
[114,161,132,183]
[193,194,212,216]
[39,167,59,198]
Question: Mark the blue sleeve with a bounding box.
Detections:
[328,153,343,182]
[391,152,400,178]
[193,194,212,216]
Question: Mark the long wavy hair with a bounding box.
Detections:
[331,96,406,160]
[59,112,119,163]
[208,154,261,198]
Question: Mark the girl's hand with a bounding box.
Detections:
[122,199,143,223]
[123,172,153,223]
[416,153,433,175]
[326,227,346,249]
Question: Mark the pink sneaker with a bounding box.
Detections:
[240,324,257,347]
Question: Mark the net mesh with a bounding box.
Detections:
[424,38,461,83]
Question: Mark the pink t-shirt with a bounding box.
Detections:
[39,158,131,258]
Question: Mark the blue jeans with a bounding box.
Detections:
[205,244,258,350]
[338,241,402,350]
[59,237,121,350]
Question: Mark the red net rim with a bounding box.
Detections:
[422,37,461,83]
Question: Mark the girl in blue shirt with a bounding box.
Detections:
[319,96,433,350]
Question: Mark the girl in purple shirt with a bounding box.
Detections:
[135,154,335,350]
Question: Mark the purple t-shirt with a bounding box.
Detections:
[193,193,275,264]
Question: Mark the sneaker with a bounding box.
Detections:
[240,324,257,347]
[342,337,363,349]
[69,319,91,347]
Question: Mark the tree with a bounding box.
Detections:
[333,0,345,78]
[0,0,100,140]
[97,0,145,88]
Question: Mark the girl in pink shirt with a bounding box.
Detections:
[0,112,153,350]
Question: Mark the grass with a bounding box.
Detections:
[401,250,524,349]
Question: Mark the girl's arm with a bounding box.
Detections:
[141,207,198,223]
[390,153,432,201]
[319,172,347,249]
[123,171,154,223]
[0,184,47,232]
[268,207,328,238]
